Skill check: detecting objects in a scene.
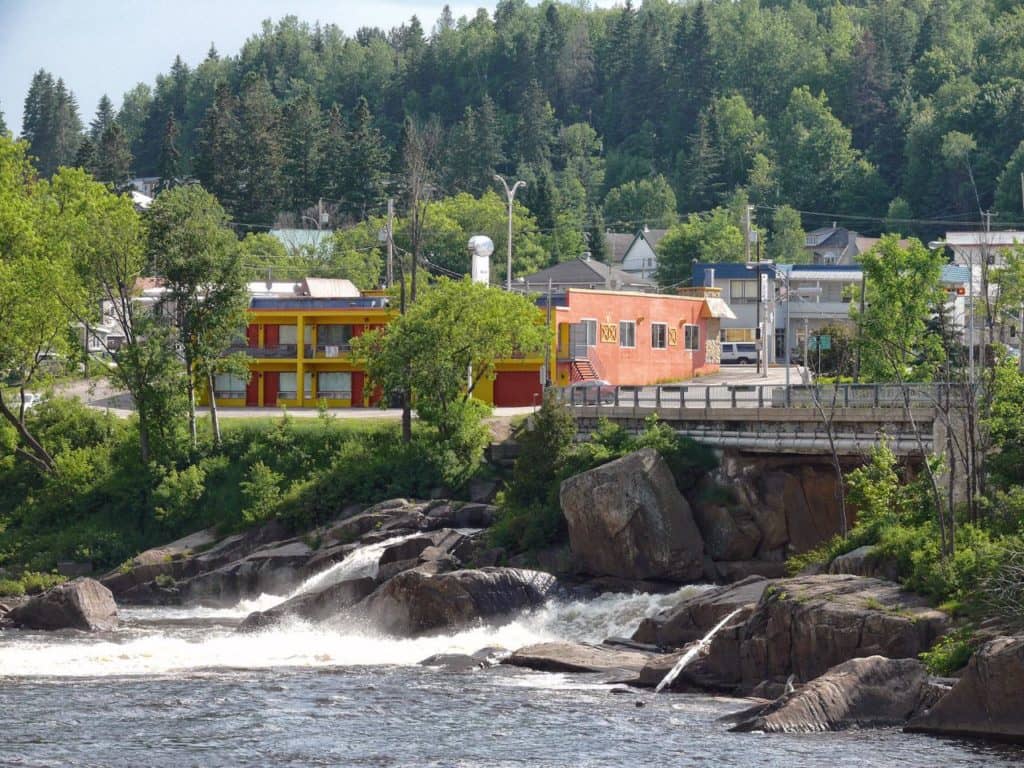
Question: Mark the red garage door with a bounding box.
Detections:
[493,371,542,407]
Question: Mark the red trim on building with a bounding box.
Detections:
[352,371,365,405]
[264,324,279,347]
[246,372,260,406]
[246,324,259,347]
[263,371,279,404]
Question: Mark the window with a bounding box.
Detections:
[213,373,247,399]
[684,324,700,351]
[278,325,298,345]
[651,322,667,349]
[278,371,297,399]
[730,280,758,304]
[317,371,352,399]
[582,318,597,347]
[318,324,353,349]
[619,320,636,348]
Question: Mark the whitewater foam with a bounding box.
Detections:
[2,584,708,678]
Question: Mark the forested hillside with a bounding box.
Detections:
[11,0,1024,252]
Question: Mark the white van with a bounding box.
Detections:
[720,342,757,365]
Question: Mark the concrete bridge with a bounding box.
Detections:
[561,383,947,457]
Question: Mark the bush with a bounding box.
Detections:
[0,578,25,597]
[240,461,283,525]
[920,627,977,676]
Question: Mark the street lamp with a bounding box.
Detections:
[494,174,526,291]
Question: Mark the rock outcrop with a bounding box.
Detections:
[507,641,655,675]
[560,448,705,582]
[906,635,1024,743]
[827,545,899,582]
[730,656,928,733]
[238,576,377,631]
[8,578,118,631]
[359,567,558,636]
[738,575,948,689]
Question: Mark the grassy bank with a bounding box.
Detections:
[0,397,479,579]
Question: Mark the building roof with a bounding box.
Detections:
[299,277,360,298]
[130,190,153,210]
[701,297,736,320]
[605,232,635,264]
[247,281,301,297]
[250,297,388,311]
[805,226,855,250]
[691,262,765,283]
[642,228,669,249]
[515,256,654,293]
[944,231,1024,247]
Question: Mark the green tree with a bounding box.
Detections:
[338,97,389,219]
[603,175,677,230]
[0,101,8,136]
[852,236,946,383]
[93,123,133,188]
[89,94,116,142]
[147,185,248,446]
[766,205,806,264]
[195,83,239,210]
[655,207,745,288]
[773,87,859,212]
[318,222,385,289]
[234,74,285,223]
[281,87,324,212]
[155,113,181,192]
[353,279,550,461]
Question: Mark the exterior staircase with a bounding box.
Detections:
[571,359,600,382]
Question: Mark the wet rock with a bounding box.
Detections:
[238,576,377,631]
[738,574,949,689]
[906,635,1024,743]
[8,578,118,631]
[424,502,497,530]
[359,567,558,637]
[632,577,770,649]
[559,447,705,582]
[507,642,656,675]
[712,561,788,583]
[181,539,313,606]
[730,656,927,733]
[690,494,761,561]
[100,527,218,596]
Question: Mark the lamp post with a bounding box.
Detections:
[494,174,526,290]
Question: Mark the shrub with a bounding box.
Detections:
[920,627,977,676]
[20,571,66,594]
[0,578,25,597]
[240,461,283,525]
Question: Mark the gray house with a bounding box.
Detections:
[512,256,655,294]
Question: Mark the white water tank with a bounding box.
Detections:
[468,235,494,285]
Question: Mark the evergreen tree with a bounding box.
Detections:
[94,123,133,188]
[282,87,325,212]
[340,97,389,219]
[320,103,348,207]
[0,101,8,136]
[677,110,724,212]
[515,80,557,168]
[156,112,181,191]
[51,78,83,173]
[195,83,239,211]
[74,136,96,171]
[586,208,608,261]
[90,94,116,141]
[235,74,285,223]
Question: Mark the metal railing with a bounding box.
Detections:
[227,343,298,359]
[559,383,950,410]
[309,343,352,358]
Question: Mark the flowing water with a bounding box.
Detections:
[2,557,1022,767]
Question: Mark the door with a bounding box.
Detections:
[494,371,543,407]
[569,322,590,359]
[246,324,259,348]
[263,371,279,405]
[245,372,259,406]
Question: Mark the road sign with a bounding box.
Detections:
[809,334,832,351]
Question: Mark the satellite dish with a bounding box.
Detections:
[468,235,495,258]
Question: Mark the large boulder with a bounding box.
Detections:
[906,635,1024,743]
[730,656,928,733]
[359,567,557,636]
[738,574,948,689]
[559,448,705,582]
[181,539,314,606]
[100,527,218,596]
[690,486,762,561]
[8,578,118,631]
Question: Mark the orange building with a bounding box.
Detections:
[550,288,730,387]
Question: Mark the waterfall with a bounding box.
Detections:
[654,608,743,693]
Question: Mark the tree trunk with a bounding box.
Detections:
[185,353,197,449]
[208,370,222,447]
[0,393,56,473]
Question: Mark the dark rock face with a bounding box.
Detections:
[730,656,928,733]
[827,545,899,582]
[632,577,770,649]
[181,540,314,606]
[906,635,1024,743]
[238,577,377,631]
[738,575,948,689]
[560,448,705,582]
[690,490,761,561]
[8,578,118,631]
[359,567,558,637]
[507,641,655,675]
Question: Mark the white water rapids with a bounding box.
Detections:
[0,532,712,678]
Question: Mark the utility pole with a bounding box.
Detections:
[494,174,526,290]
[386,197,394,288]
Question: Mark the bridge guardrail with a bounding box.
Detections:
[560,383,950,410]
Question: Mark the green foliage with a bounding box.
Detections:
[655,207,745,288]
[152,464,206,526]
[919,627,977,676]
[602,175,677,230]
[240,461,283,525]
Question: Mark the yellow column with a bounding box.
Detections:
[296,315,306,407]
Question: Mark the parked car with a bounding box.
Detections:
[22,392,44,410]
[566,379,617,405]
[720,342,758,365]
